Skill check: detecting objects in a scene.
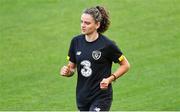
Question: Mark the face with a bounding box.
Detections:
[81,13,100,35]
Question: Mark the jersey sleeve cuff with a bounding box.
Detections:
[66,56,76,63]
[118,55,124,62]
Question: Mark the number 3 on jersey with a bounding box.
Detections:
[80,60,92,77]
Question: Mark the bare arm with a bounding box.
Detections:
[100,56,130,89]
[60,61,76,77]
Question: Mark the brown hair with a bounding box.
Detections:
[83,6,110,33]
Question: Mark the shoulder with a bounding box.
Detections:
[100,34,116,46]
[72,34,85,42]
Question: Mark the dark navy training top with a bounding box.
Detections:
[68,34,123,107]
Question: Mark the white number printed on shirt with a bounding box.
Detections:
[80,60,92,77]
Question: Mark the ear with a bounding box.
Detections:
[96,22,100,29]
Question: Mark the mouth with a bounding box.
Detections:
[81,28,86,32]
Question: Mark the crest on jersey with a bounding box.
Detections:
[92,50,101,60]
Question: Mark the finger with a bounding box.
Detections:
[100,82,108,86]
[100,83,108,90]
[62,71,67,75]
[100,86,108,90]
[63,69,70,75]
[63,66,68,70]
[63,66,69,72]
[100,84,108,88]
[60,67,66,75]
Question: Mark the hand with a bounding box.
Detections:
[60,65,72,77]
[100,78,110,90]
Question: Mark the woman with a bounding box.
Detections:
[60,6,130,111]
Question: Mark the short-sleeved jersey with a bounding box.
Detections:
[68,34,123,107]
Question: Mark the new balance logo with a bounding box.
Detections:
[76,51,81,55]
[94,107,101,112]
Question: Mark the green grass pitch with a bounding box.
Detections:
[0,0,180,111]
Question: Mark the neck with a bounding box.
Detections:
[85,31,99,42]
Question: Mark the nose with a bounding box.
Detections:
[81,22,85,28]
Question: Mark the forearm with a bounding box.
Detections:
[113,64,129,79]
[107,57,130,83]
[106,65,129,83]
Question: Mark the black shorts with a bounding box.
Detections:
[78,98,112,111]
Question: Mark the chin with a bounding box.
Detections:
[81,31,86,35]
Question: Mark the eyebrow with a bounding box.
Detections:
[81,20,91,24]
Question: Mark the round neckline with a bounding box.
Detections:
[83,34,101,43]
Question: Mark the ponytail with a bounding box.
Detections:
[96,6,110,33]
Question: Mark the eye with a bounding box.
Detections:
[85,21,91,25]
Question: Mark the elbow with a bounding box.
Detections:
[127,60,130,68]
[128,62,130,70]
[126,61,130,71]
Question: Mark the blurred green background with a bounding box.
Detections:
[0,0,180,111]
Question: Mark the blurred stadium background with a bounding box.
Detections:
[0,0,180,111]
